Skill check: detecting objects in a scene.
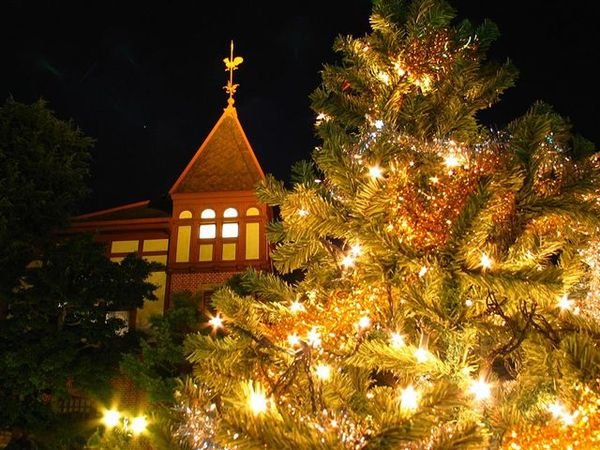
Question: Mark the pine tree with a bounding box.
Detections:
[178,0,600,448]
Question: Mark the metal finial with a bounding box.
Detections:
[223,40,243,107]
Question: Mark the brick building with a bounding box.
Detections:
[69,98,272,329]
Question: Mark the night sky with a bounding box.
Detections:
[1,1,598,215]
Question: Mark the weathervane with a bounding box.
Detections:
[223,40,243,107]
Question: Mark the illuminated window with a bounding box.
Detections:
[179,210,192,219]
[199,244,213,261]
[222,223,239,238]
[222,243,237,260]
[246,207,260,216]
[201,209,216,219]
[200,208,216,240]
[199,224,216,239]
[245,223,260,259]
[111,240,138,254]
[176,226,191,262]
[223,207,238,218]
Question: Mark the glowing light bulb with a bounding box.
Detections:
[558,294,573,310]
[315,364,332,381]
[247,382,268,416]
[130,416,147,434]
[393,62,406,76]
[444,154,461,168]
[374,119,384,129]
[102,409,120,428]
[400,385,419,411]
[287,333,301,347]
[290,300,305,313]
[341,255,355,268]
[377,71,390,85]
[469,379,491,401]
[548,401,566,418]
[418,266,428,277]
[350,243,362,256]
[316,112,330,124]
[480,253,493,270]
[390,332,405,349]
[208,314,223,330]
[307,327,322,348]
[414,347,429,363]
[357,315,371,329]
[548,401,578,426]
[298,208,309,217]
[429,176,439,184]
[368,166,383,179]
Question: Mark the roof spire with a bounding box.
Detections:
[223,40,244,108]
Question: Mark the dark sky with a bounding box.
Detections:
[1,1,598,215]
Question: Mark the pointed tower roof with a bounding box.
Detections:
[169,41,265,195]
[169,105,265,194]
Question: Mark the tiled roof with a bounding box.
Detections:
[72,198,171,222]
[170,106,264,194]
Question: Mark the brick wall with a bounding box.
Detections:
[170,271,238,294]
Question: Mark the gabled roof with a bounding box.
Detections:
[71,199,171,223]
[169,105,265,194]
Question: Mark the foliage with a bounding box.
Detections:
[0,97,93,297]
[120,291,205,405]
[0,98,159,448]
[0,234,159,443]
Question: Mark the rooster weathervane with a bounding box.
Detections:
[223,40,244,107]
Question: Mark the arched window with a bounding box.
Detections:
[199,209,216,239]
[223,207,238,218]
[221,207,239,261]
[201,208,216,219]
[199,208,216,261]
[245,207,260,260]
[176,211,192,262]
[222,207,239,238]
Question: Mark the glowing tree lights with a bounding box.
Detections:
[174,0,600,448]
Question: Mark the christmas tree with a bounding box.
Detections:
[177,0,600,448]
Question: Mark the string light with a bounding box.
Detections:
[102,409,121,428]
[350,243,362,256]
[558,294,573,311]
[290,300,305,313]
[444,154,461,168]
[480,253,493,270]
[414,347,430,363]
[390,332,405,348]
[306,327,322,348]
[315,364,332,381]
[400,385,419,412]
[341,255,355,268]
[368,165,383,179]
[246,381,268,416]
[357,315,371,329]
[469,378,491,402]
[287,333,301,347]
[208,314,224,331]
[130,416,147,435]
